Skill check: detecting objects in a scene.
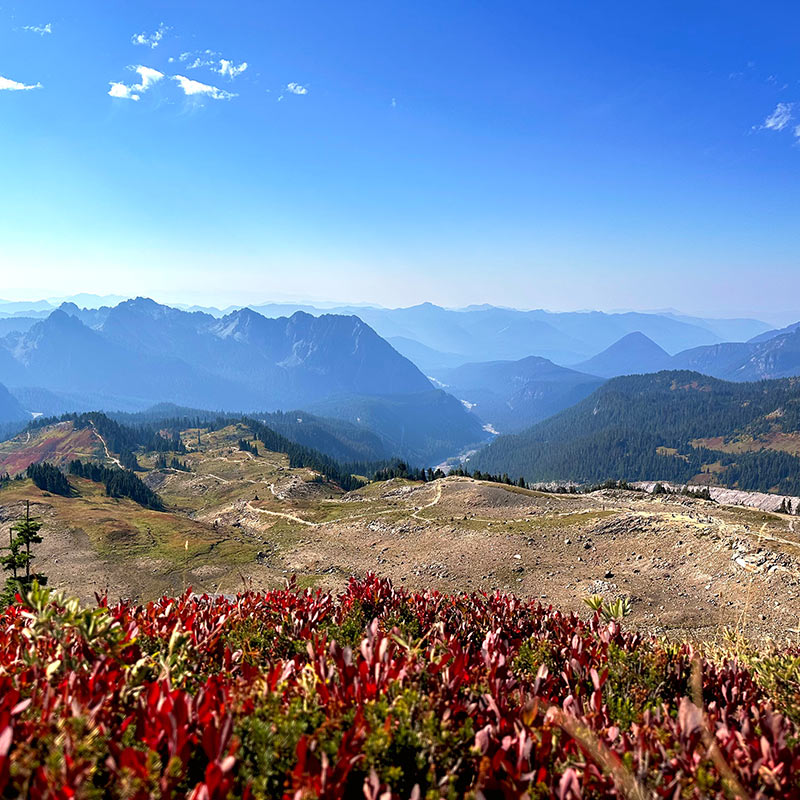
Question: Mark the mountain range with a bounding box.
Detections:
[250,302,771,367]
[417,326,800,434]
[583,327,800,382]
[2,295,800,469]
[0,297,775,368]
[0,299,486,464]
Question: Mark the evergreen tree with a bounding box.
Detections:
[120,450,140,471]
[27,462,72,496]
[1,502,47,606]
[238,439,259,456]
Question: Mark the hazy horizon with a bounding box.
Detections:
[1,289,798,327]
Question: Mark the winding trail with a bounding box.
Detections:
[245,502,317,527]
[411,482,443,522]
[204,473,232,484]
[90,422,122,468]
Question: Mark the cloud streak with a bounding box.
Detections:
[132,23,168,49]
[174,50,218,69]
[173,75,236,100]
[23,23,51,35]
[0,75,42,91]
[108,66,164,101]
[763,102,793,131]
[286,82,308,95]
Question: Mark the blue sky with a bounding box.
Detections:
[0,0,799,316]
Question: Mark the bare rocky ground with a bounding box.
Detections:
[242,478,800,642]
[2,423,800,643]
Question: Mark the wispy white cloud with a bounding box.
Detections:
[391,97,397,108]
[174,51,248,80]
[131,23,168,49]
[173,75,236,100]
[763,102,793,131]
[108,65,164,101]
[173,49,218,69]
[0,75,42,91]
[217,59,247,79]
[23,23,51,35]
[286,82,308,95]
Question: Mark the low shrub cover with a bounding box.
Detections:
[0,575,798,798]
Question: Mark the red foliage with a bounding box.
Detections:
[0,574,797,798]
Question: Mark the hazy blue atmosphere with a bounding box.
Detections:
[1,1,799,315]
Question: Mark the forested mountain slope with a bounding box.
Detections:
[468,371,800,493]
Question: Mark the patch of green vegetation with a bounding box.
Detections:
[381,603,424,643]
[237,680,478,800]
[476,480,550,498]
[222,616,308,664]
[236,695,353,799]
[359,687,476,798]
[603,641,688,729]
[436,509,616,537]
[293,574,323,590]
[260,518,306,549]
[512,637,563,679]
[350,478,417,499]
[323,601,367,648]
[527,510,617,530]
[741,649,800,727]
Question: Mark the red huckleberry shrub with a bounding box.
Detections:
[0,575,797,798]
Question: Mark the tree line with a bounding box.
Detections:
[154,454,190,471]
[68,461,164,510]
[371,462,447,482]
[27,412,187,461]
[243,418,366,492]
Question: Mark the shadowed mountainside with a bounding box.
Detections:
[432,356,604,433]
